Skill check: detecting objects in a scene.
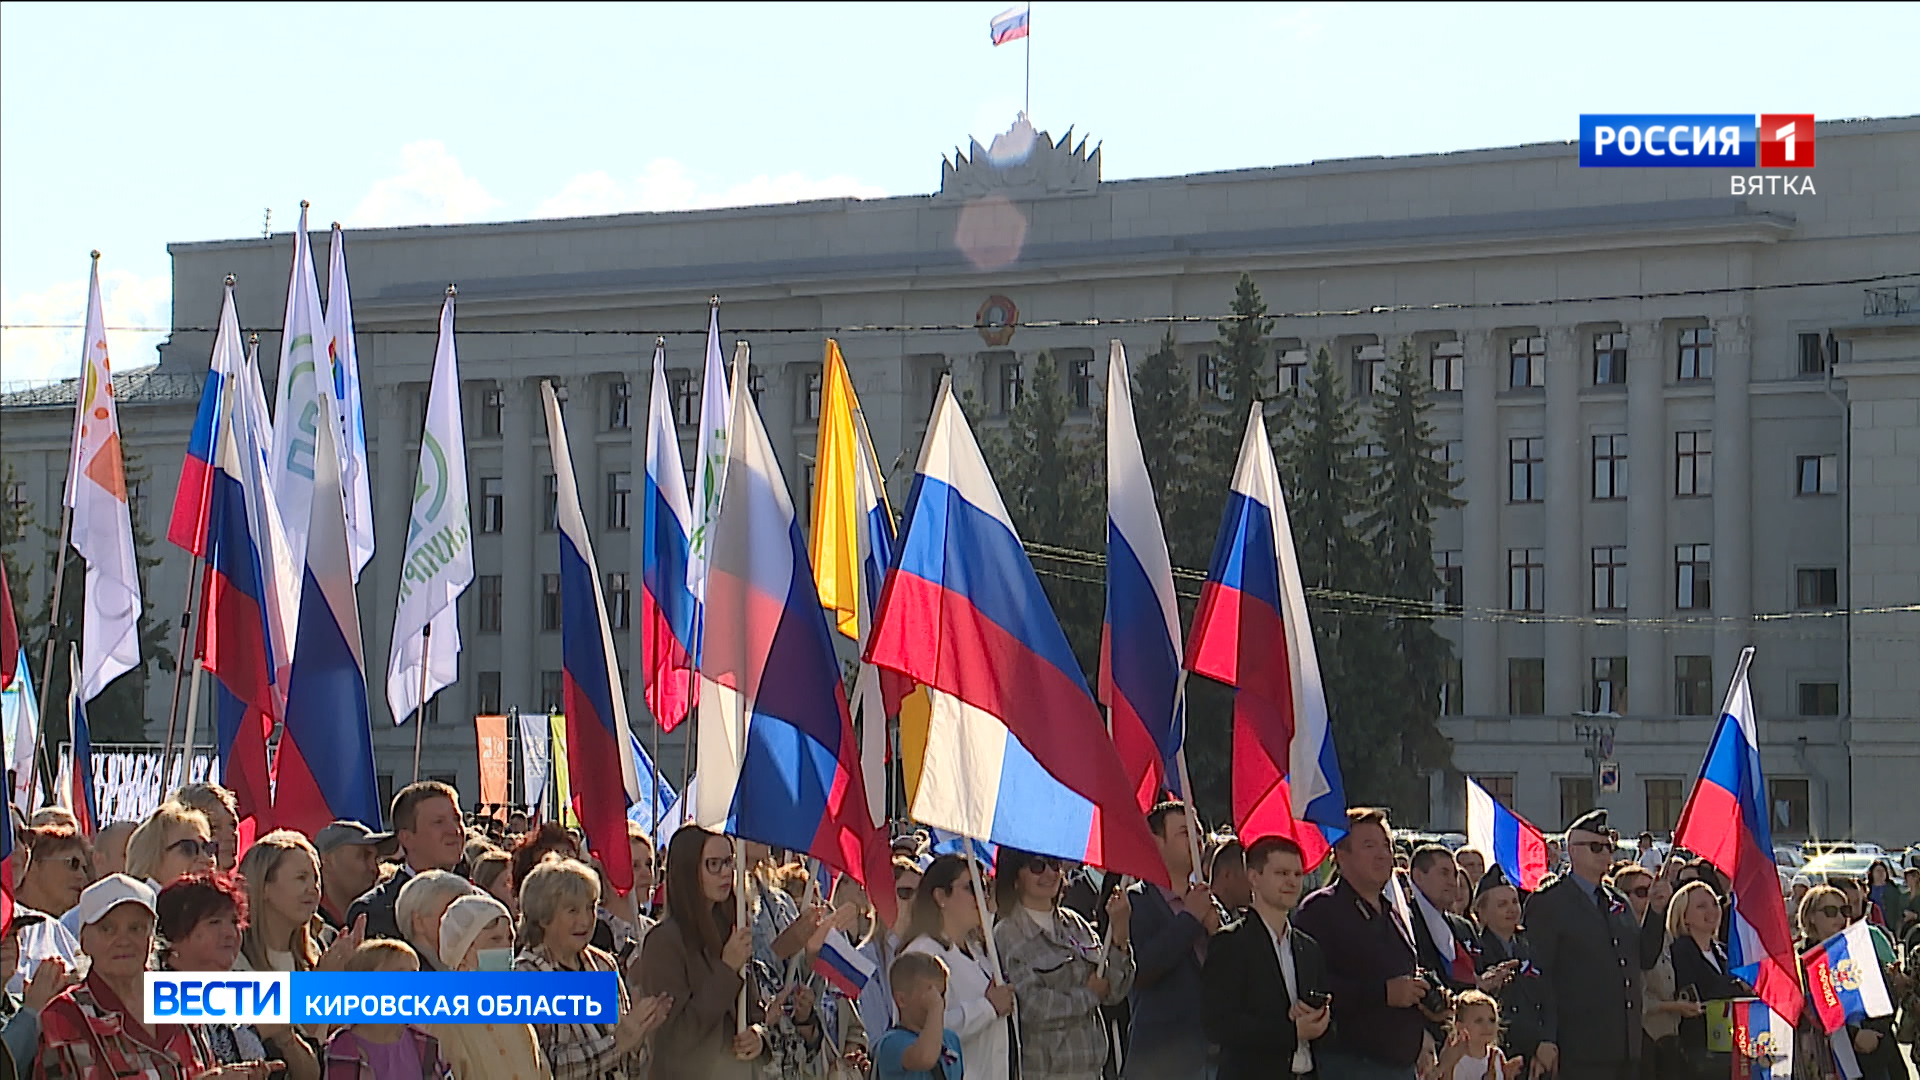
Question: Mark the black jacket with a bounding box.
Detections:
[1407,889,1480,991]
[345,867,413,947]
[1523,874,1644,1067]
[1122,881,1211,1077]
[1201,914,1326,1080]
[1476,928,1548,1062]
[1669,935,1747,1068]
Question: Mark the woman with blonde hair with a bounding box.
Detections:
[1666,880,1747,1078]
[239,830,358,972]
[126,802,218,890]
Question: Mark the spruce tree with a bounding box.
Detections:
[1190,276,1275,562]
[1,462,34,638]
[1129,332,1205,567]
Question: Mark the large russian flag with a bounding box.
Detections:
[1674,647,1801,1025]
[1466,776,1547,890]
[165,310,229,557]
[640,343,697,732]
[543,381,645,896]
[866,379,1167,886]
[1186,402,1346,869]
[1099,340,1184,812]
[692,348,894,923]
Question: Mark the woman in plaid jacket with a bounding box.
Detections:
[991,850,1134,1080]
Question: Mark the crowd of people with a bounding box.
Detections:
[1,783,1915,1080]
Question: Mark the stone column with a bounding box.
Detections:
[500,377,535,716]
[1460,329,1501,715]
[1625,321,1665,719]
[1711,315,1753,694]
[1544,326,1584,715]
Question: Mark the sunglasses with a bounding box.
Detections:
[1811,905,1846,919]
[896,885,918,901]
[169,839,220,860]
[702,856,736,875]
[1024,856,1064,874]
[1579,841,1614,855]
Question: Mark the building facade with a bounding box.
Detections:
[5,116,1917,837]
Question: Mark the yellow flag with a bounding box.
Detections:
[809,340,863,638]
[550,713,578,828]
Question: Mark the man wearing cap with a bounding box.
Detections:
[1523,809,1643,1080]
[347,780,467,942]
[316,820,395,931]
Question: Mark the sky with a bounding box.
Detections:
[3,1,1914,385]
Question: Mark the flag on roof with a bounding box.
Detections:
[67,256,142,703]
[990,5,1029,45]
[641,342,697,732]
[1466,776,1548,891]
[865,379,1167,886]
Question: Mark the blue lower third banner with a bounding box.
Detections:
[146,971,621,1025]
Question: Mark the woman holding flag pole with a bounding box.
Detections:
[899,854,1014,1080]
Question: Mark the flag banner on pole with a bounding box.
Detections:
[1185,402,1347,868]
[688,303,730,608]
[990,5,1030,45]
[5,647,39,812]
[166,290,239,557]
[865,379,1167,886]
[623,733,678,842]
[817,927,877,999]
[325,224,374,581]
[693,345,894,923]
[1802,922,1894,1034]
[386,294,472,726]
[67,257,143,702]
[1466,776,1548,890]
[1100,340,1184,811]
[543,381,643,894]
[64,649,97,836]
[275,384,381,835]
[548,713,579,829]
[1729,1000,1794,1080]
[476,713,509,811]
[517,711,551,819]
[926,827,996,867]
[641,343,697,732]
[268,203,332,604]
[1674,648,1801,1025]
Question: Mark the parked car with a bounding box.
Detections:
[1799,851,1881,884]
[1774,845,1806,870]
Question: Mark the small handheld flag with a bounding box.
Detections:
[1801,922,1894,1034]
[817,928,878,999]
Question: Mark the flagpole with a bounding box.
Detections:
[1169,670,1205,884]
[178,658,205,790]
[411,622,432,782]
[649,335,667,854]
[32,510,75,804]
[1024,3,1032,120]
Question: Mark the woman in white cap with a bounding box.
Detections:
[421,893,545,1079]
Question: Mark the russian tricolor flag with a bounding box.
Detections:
[1729,1000,1795,1080]
[1802,921,1894,1035]
[1100,341,1184,812]
[817,927,878,1000]
[641,342,698,732]
[166,324,230,556]
[1186,402,1346,868]
[1674,648,1801,1025]
[866,379,1167,887]
[691,348,894,923]
[1465,776,1547,890]
[990,5,1029,45]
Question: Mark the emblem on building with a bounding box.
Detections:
[940,115,1100,201]
[976,295,1019,346]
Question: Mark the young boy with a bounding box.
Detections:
[873,951,964,1080]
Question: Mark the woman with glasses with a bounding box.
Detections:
[638,827,767,1077]
[899,854,1013,1080]
[1666,881,1747,1079]
[125,802,217,892]
[991,848,1131,1080]
[1795,885,1903,1079]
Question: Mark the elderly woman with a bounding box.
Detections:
[516,855,671,1078]
[156,873,320,1079]
[172,783,241,873]
[7,827,88,997]
[638,827,770,1077]
[238,830,357,973]
[422,894,545,1079]
[1469,868,1548,1069]
[395,870,473,972]
[126,802,218,891]
[992,847,1131,1080]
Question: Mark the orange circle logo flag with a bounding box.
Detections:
[976,294,1018,346]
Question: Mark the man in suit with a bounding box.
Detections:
[346,780,468,941]
[1124,800,1222,1079]
[1405,844,1483,993]
[1202,836,1330,1080]
[1524,808,1643,1080]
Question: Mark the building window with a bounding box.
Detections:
[479,477,504,534]
[800,366,824,423]
[669,371,697,427]
[607,380,632,431]
[1592,433,1628,500]
[1591,656,1628,714]
[1560,776,1595,825]
[1436,550,1463,611]
[1796,567,1838,609]
[541,574,561,631]
[1675,655,1714,715]
[1645,778,1683,834]
[542,474,559,532]
[1197,352,1222,401]
[607,571,632,630]
[3,481,26,514]
[540,670,564,712]
[479,387,504,438]
[998,361,1024,415]
[1797,333,1826,376]
[1277,344,1308,392]
[1509,658,1546,715]
[1769,778,1809,838]
[1353,343,1387,397]
[1479,775,1515,810]
[1508,334,1546,388]
[1509,437,1544,502]
[1070,357,1095,411]
[1440,658,1463,716]
[1592,546,1627,611]
[1795,454,1837,495]
[1509,548,1545,612]
[745,364,766,404]
[477,671,502,715]
[1432,440,1464,485]
[605,471,632,531]
[1430,340,1464,391]
[1675,431,1713,496]
[1797,682,1840,717]
[1593,331,1629,386]
[1677,327,1714,381]
[477,575,502,632]
[1676,544,1712,610]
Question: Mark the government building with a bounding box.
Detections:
[5,115,1917,840]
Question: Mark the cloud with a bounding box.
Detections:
[534,158,887,219]
[1,268,172,387]
[347,140,504,229]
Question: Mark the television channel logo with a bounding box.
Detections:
[1579,114,1817,170]
[146,972,291,1025]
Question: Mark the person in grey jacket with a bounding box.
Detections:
[1123,801,1222,1080]
[993,848,1135,1080]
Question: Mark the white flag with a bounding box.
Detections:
[386,294,473,725]
[67,256,143,702]
[325,223,375,581]
[269,202,333,584]
[687,302,730,605]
